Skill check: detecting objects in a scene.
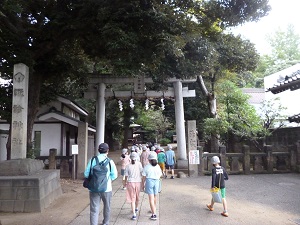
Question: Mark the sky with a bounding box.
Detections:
[231,0,300,55]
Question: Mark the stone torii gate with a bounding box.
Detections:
[84,75,196,168]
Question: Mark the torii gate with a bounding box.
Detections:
[84,75,196,169]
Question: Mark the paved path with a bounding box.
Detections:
[69,170,300,225]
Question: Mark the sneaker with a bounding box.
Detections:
[131,215,137,220]
[135,208,139,212]
[170,176,174,179]
[122,187,126,190]
[206,204,214,211]
[221,212,228,217]
[164,175,167,179]
[150,214,157,220]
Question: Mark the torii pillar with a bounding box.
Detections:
[174,81,188,169]
[95,82,106,154]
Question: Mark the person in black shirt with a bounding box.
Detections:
[206,156,229,217]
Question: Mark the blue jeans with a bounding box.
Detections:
[90,191,112,225]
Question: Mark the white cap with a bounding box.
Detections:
[148,151,157,160]
[122,148,128,154]
[130,152,139,160]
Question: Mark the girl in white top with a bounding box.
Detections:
[124,152,143,220]
[142,151,162,220]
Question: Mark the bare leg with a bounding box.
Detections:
[148,194,156,215]
[222,198,227,212]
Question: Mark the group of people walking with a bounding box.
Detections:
[84,142,229,225]
[120,143,176,220]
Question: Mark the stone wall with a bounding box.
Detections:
[0,170,62,212]
[266,127,300,152]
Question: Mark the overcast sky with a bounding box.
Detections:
[231,0,300,54]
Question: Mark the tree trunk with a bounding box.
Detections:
[121,106,131,148]
[27,73,42,156]
[6,126,11,160]
[196,75,219,152]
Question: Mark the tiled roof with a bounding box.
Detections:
[267,64,300,94]
[288,113,300,123]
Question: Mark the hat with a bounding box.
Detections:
[98,143,109,153]
[148,151,157,160]
[142,145,147,151]
[151,146,156,151]
[122,148,128,154]
[130,152,139,160]
[167,144,172,149]
[160,148,165,152]
[211,156,220,164]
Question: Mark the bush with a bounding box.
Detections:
[159,138,171,146]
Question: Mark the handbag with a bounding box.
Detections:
[210,174,222,203]
[83,156,96,188]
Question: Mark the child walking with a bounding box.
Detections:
[142,151,162,220]
[124,152,143,220]
[207,156,229,217]
[120,148,131,190]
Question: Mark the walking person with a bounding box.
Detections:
[206,156,229,217]
[84,143,118,225]
[157,147,167,178]
[124,152,143,220]
[120,148,131,190]
[165,144,176,179]
[140,145,150,167]
[142,151,162,220]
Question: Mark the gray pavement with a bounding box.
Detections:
[69,170,300,225]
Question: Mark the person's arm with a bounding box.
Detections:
[84,157,93,178]
[109,159,118,181]
[211,168,216,188]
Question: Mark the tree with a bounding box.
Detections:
[0,0,270,157]
[251,24,300,86]
[203,80,263,151]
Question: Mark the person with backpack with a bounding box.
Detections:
[84,143,118,225]
[206,156,229,217]
[124,152,143,220]
[142,151,162,220]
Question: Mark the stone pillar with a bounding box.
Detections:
[49,148,57,169]
[243,145,250,175]
[77,122,88,179]
[296,141,300,172]
[187,120,198,177]
[11,63,29,159]
[219,146,226,168]
[173,81,188,169]
[198,146,204,176]
[265,145,273,173]
[289,145,296,171]
[96,83,106,154]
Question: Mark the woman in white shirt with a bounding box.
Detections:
[124,152,143,220]
[142,151,162,220]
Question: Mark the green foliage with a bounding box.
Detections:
[259,98,288,129]
[250,24,300,86]
[203,80,263,145]
[159,138,171,146]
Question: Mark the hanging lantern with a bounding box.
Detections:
[161,98,165,110]
[129,98,135,109]
[145,99,149,110]
[118,100,123,111]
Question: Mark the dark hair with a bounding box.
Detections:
[150,159,157,166]
[121,154,125,158]
[131,160,136,165]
